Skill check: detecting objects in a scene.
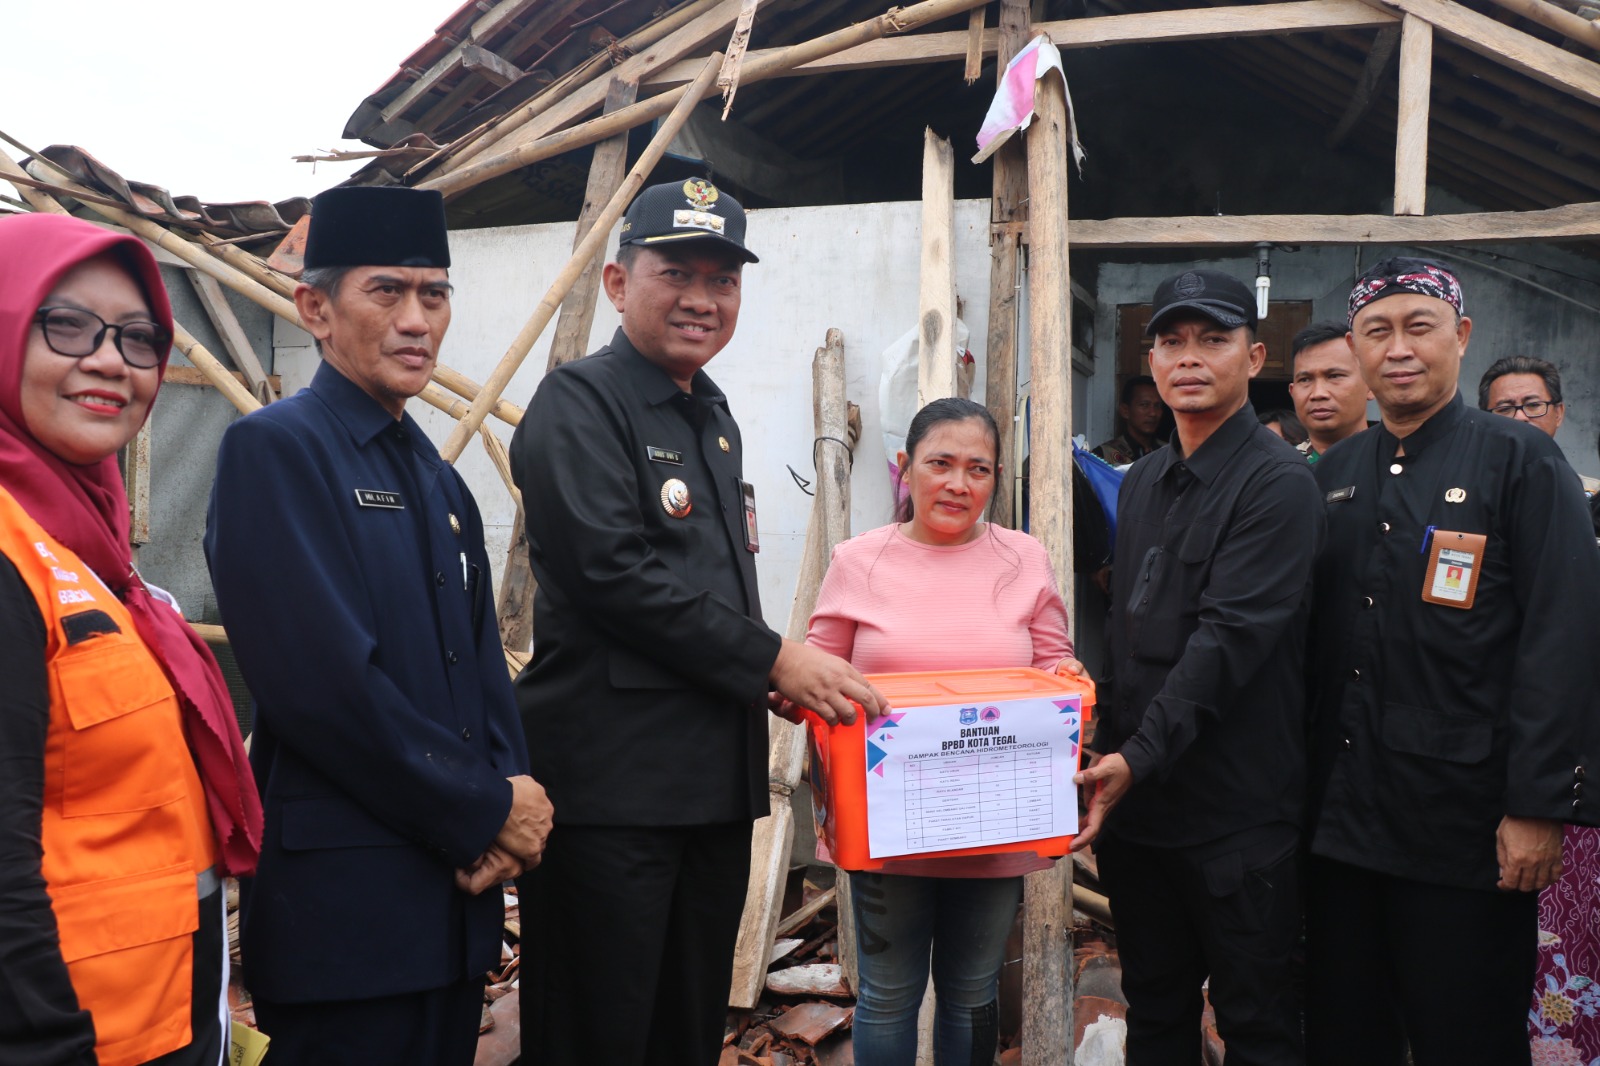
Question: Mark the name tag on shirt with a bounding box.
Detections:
[355,489,405,509]
[740,479,760,553]
[647,446,684,465]
[1421,529,1485,609]
[1325,486,1355,504]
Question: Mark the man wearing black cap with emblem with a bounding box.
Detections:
[1072,268,1322,1065]
[509,179,885,1066]
[1303,258,1600,1066]
[205,186,551,1064]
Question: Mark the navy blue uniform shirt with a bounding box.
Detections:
[205,361,528,1001]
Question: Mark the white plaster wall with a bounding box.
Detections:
[280,199,1006,623]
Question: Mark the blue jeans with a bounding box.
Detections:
[849,870,1023,1066]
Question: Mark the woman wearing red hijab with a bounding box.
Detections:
[0,213,262,1066]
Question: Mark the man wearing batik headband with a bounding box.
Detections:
[1303,256,1600,1066]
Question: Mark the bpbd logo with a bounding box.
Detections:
[959,706,979,725]
[980,706,1001,722]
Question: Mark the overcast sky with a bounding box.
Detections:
[1,0,456,205]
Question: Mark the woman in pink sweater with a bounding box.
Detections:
[806,397,1080,1065]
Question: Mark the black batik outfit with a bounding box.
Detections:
[1304,393,1600,1066]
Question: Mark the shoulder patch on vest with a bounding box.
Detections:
[61,609,121,646]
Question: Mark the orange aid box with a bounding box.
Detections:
[803,667,1095,872]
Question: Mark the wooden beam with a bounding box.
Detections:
[1354,0,1600,106]
[443,0,740,174]
[419,0,1001,199]
[985,0,1031,534]
[462,43,525,88]
[729,329,852,1010]
[644,0,1400,86]
[1059,202,1600,245]
[916,129,959,407]
[1394,13,1433,214]
[1480,0,1600,51]
[1021,66,1075,1066]
[189,273,275,404]
[163,367,282,393]
[497,75,640,657]
[1327,24,1401,146]
[378,0,550,123]
[964,6,987,82]
[437,54,725,462]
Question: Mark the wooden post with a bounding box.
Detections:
[984,0,1032,531]
[1021,66,1075,1066]
[436,54,725,464]
[728,329,852,1009]
[189,273,275,404]
[497,75,641,655]
[1394,12,1433,216]
[916,129,958,408]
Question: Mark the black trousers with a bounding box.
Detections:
[252,976,484,1066]
[1304,855,1538,1066]
[519,822,752,1066]
[1096,831,1303,1066]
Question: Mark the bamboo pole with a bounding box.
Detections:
[173,323,264,416]
[430,0,729,177]
[189,273,275,404]
[0,152,264,419]
[729,328,853,1010]
[435,54,725,464]
[432,364,525,426]
[418,0,994,200]
[1021,66,1075,1066]
[1,143,520,432]
[1481,0,1600,49]
[497,75,642,655]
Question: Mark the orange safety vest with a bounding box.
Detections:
[0,486,217,1066]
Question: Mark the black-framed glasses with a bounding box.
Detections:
[1489,399,1555,419]
[33,307,171,369]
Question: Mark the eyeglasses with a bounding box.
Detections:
[1489,400,1555,419]
[33,307,171,369]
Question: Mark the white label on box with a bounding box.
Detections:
[864,694,1082,858]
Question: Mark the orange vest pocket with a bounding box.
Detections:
[50,864,199,1066]
[53,639,187,816]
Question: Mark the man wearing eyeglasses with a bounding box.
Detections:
[1479,356,1600,501]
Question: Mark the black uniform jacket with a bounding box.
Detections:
[205,362,527,1001]
[1308,393,1600,890]
[510,330,781,827]
[1098,404,1324,848]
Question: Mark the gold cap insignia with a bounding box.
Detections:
[661,479,692,518]
[683,179,720,208]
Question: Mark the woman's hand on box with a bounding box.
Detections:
[1055,656,1088,679]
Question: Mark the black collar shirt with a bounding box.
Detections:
[1099,403,1324,848]
[1308,393,1600,889]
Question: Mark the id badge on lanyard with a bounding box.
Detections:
[739,479,759,553]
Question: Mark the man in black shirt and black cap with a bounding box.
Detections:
[1074,268,1322,1065]
[1304,257,1600,1066]
[510,179,884,1066]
